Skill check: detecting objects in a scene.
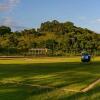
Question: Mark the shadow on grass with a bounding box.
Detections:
[0,61,99,100]
[0,86,29,100]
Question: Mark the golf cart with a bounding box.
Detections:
[81,51,91,62]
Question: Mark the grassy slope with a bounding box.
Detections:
[0,57,99,100]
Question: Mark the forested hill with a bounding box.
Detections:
[0,20,100,56]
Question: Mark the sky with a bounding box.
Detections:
[0,0,100,32]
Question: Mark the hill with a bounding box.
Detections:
[0,20,100,56]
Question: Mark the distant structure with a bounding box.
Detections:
[28,48,51,56]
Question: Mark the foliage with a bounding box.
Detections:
[0,20,100,56]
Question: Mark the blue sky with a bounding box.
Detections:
[0,0,100,32]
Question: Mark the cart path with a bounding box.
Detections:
[81,78,100,92]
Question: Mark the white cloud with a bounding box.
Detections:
[0,4,9,11]
[9,0,20,6]
[0,0,24,31]
[95,19,100,23]
[91,18,100,24]
[78,16,86,20]
[2,17,14,26]
[0,0,20,12]
[0,17,17,27]
[0,17,26,31]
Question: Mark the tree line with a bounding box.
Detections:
[0,20,100,56]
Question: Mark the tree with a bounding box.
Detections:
[0,20,99,56]
[0,26,11,35]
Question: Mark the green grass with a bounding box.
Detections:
[0,57,100,100]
